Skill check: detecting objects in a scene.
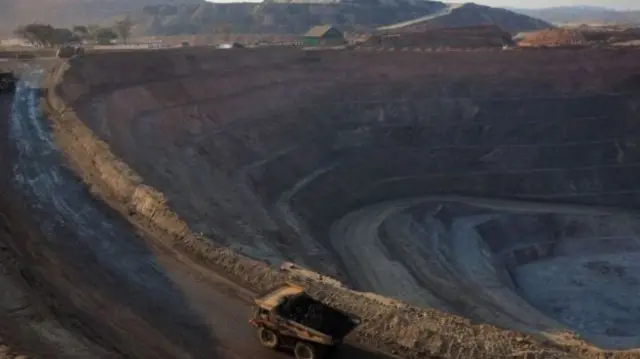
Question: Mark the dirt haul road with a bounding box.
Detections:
[0,65,395,359]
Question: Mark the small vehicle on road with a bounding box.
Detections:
[249,282,360,359]
[0,71,16,93]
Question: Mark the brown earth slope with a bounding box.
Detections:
[3,59,395,359]
[519,27,640,47]
[10,45,635,359]
[364,25,514,49]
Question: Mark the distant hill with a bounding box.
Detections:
[379,3,551,35]
[129,1,551,37]
[509,5,640,25]
[0,0,551,38]
[0,0,202,35]
[130,1,446,36]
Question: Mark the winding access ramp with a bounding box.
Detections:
[2,47,640,359]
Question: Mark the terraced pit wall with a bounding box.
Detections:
[45,46,640,359]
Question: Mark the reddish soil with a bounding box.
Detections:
[519,28,588,46]
[519,27,640,47]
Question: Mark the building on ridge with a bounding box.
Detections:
[300,25,346,47]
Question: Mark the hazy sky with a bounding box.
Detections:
[471,0,639,10]
[205,0,640,10]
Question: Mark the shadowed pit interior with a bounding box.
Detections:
[54,46,640,350]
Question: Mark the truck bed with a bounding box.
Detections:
[276,292,359,341]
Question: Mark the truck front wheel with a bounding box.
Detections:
[294,341,325,359]
[257,327,279,349]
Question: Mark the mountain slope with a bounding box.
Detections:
[130,1,446,36]
[131,1,550,37]
[0,0,551,38]
[0,0,203,35]
[379,3,552,34]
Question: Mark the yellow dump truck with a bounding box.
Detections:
[249,282,360,359]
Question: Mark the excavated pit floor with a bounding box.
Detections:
[329,198,640,348]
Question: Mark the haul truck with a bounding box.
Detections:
[249,282,360,359]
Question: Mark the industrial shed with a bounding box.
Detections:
[301,25,346,46]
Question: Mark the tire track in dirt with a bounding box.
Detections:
[7,69,267,359]
[0,62,116,359]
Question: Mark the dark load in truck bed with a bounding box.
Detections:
[277,292,358,340]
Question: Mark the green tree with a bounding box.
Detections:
[13,24,76,47]
[13,23,55,47]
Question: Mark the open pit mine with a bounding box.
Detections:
[2,47,640,359]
